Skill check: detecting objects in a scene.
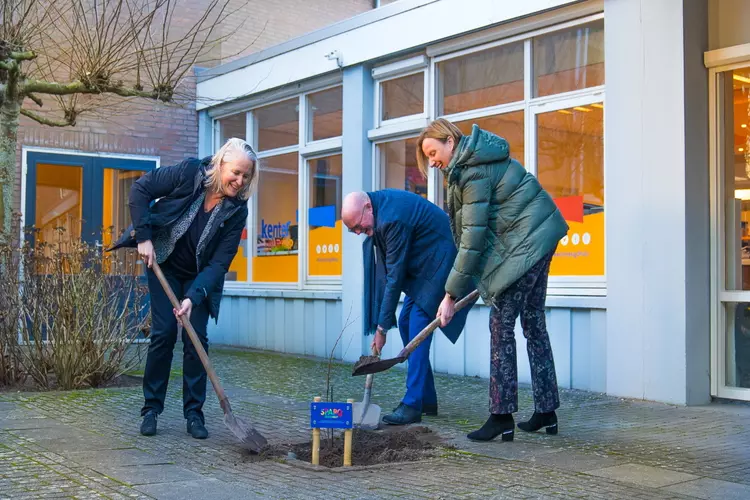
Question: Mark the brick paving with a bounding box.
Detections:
[2,344,750,499]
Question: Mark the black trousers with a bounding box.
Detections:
[141,268,210,421]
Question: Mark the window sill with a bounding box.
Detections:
[221,287,342,300]
[396,291,606,309]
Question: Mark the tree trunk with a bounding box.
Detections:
[0,99,20,245]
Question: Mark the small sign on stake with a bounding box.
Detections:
[310,401,353,429]
[310,397,354,467]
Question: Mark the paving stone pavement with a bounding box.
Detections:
[1,344,750,499]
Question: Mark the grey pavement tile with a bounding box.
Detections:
[526,448,629,472]
[91,463,205,486]
[32,436,135,453]
[453,438,560,461]
[136,478,280,499]
[0,417,65,430]
[65,448,171,468]
[587,463,698,488]
[662,477,750,499]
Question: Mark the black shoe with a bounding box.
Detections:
[382,403,422,425]
[186,414,208,439]
[467,414,514,442]
[140,411,157,436]
[422,403,438,416]
[517,411,558,435]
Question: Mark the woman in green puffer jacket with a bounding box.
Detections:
[417,118,569,443]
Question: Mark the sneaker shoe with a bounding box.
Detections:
[186,414,208,439]
[140,411,157,436]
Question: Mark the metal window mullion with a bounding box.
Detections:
[298,95,307,290]
[245,111,255,284]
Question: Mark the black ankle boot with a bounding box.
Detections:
[517,411,558,435]
[467,413,514,442]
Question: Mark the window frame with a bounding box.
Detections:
[373,55,430,129]
[369,13,606,296]
[212,83,344,291]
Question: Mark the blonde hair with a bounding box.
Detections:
[416,118,464,177]
[206,137,259,201]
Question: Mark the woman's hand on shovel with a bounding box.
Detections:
[174,298,193,323]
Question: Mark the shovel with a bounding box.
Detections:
[151,261,268,453]
[351,347,382,430]
[352,290,480,377]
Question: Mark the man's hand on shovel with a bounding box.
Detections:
[371,326,387,355]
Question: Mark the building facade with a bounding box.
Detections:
[190,0,750,406]
[16,0,375,264]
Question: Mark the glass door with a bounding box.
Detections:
[712,65,750,400]
[25,152,155,275]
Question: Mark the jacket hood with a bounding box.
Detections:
[446,124,510,177]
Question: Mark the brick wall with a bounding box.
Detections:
[14,0,374,214]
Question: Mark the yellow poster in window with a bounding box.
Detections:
[308,220,343,276]
[549,211,604,277]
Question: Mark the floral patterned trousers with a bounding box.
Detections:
[489,250,560,415]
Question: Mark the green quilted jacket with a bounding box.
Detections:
[444,124,569,305]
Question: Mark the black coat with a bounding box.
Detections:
[109,156,248,320]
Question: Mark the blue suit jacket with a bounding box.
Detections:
[363,189,475,344]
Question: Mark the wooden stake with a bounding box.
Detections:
[312,396,321,466]
[344,398,354,467]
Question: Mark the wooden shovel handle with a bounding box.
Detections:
[151,261,227,403]
[397,290,480,359]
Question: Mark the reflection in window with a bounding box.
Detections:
[255,98,299,151]
[309,87,343,141]
[438,42,524,115]
[103,169,144,276]
[534,20,604,97]
[379,138,426,198]
[308,155,343,277]
[726,302,750,389]
[253,153,298,282]
[217,113,246,146]
[381,73,424,121]
[35,163,83,252]
[724,67,750,291]
[537,103,604,277]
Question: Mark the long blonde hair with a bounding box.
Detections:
[205,137,259,201]
[416,118,464,177]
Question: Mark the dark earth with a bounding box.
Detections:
[250,426,443,469]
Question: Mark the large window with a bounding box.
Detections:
[371,15,605,292]
[536,102,604,277]
[308,154,342,277]
[533,20,604,97]
[437,41,524,115]
[253,153,299,283]
[381,73,425,121]
[213,85,343,288]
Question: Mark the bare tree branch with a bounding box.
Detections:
[25,92,42,106]
[20,108,75,127]
[9,51,35,61]
[22,79,172,101]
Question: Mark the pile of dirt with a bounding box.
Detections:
[352,355,380,374]
[251,426,441,469]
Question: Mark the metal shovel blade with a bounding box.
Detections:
[224,411,268,453]
[352,355,406,376]
[352,401,381,430]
